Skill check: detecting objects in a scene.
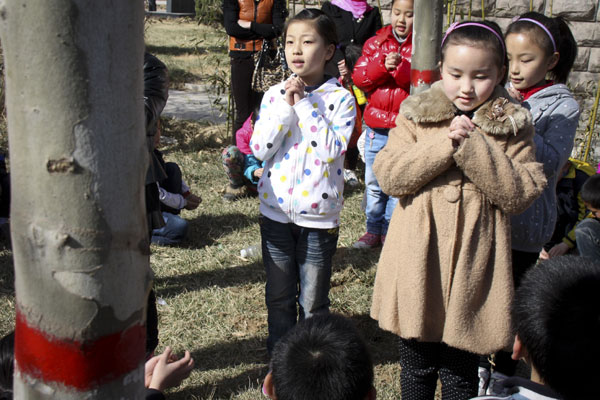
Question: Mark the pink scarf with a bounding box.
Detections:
[331,0,372,19]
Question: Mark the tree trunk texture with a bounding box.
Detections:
[410,0,443,94]
[0,1,152,398]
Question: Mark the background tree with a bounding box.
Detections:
[0,0,152,398]
[410,0,443,94]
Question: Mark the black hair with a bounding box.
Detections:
[441,20,508,85]
[506,11,577,83]
[513,256,600,400]
[580,173,600,209]
[251,103,261,126]
[270,314,373,400]
[0,331,13,399]
[283,8,338,48]
[342,43,363,75]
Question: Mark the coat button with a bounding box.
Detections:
[444,186,460,203]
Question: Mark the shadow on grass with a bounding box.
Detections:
[350,313,399,366]
[173,365,266,399]
[333,246,381,271]
[146,44,226,57]
[155,260,265,296]
[184,212,258,248]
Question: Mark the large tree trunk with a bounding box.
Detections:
[0,1,152,398]
[410,0,443,94]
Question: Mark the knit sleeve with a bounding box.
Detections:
[373,114,456,196]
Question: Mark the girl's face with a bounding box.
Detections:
[506,32,559,90]
[390,0,414,39]
[441,44,505,112]
[285,20,335,86]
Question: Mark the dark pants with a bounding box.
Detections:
[230,56,262,144]
[398,338,479,400]
[492,249,539,376]
[148,0,156,11]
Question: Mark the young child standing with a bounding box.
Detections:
[250,9,356,354]
[490,12,580,379]
[370,21,546,399]
[350,0,413,248]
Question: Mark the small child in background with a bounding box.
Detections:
[338,43,365,187]
[351,0,413,248]
[221,106,264,201]
[540,159,596,259]
[473,256,600,399]
[251,9,355,354]
[370,21,545,399]
[262,314,376,400]
[575,174,600,259]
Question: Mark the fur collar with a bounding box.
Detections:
[400,81,531,136]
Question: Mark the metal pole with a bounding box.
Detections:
[410,0,443,94]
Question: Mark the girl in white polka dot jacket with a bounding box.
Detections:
[250,9,356,355]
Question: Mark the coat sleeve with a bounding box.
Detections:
[292,91,356,162]
[351,37,393,92]
[453,126,547,214]
[389,56,411,91]
[244,154,263,183]
[250,87,295,161]
[373,114,456,196]
[533,99,579,180]
[222,0,255,39]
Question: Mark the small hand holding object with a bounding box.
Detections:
[184,193,202,210]
[448,115,475,147]
[539,248,550,260]
[148,347,195,392]
[338,59,349,85]
[254,168,264,179]
[384,52,401,71]
[284,75,306,106]
[237,19,251,29]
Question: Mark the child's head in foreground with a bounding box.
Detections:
[263,313,375,400]
[440,20,507,112]
[580,174,600,218]
[512,255,600,399]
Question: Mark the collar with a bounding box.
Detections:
[400,81,531,136]
[518,81,554,100]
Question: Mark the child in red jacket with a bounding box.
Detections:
[351,0,413,248]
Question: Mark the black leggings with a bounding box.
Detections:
[230,56,263,144]
[399,338,479,400]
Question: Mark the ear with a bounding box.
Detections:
[366,385,377,400]
[511,334,528,361]
[547,52,560,71]
[326,43,336,62]
[438,61,443,78]
[263,372,277,399]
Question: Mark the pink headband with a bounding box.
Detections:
[516,18,557,52]
[442,22,506,55]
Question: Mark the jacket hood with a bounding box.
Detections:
[400,81,531,137]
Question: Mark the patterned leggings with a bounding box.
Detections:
[221,145,246,188]
[398,338,479,400]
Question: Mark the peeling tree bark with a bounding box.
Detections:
[410,0,443,94]
[0,1,152,398]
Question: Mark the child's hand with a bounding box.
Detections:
[448,115,475,147]
[184,193,202,210]
[254,168,264,179]
[548,242,570,258]
[385,52,401,71]
[507,85,523,103]
[284,76,305,106]
[148,347,194,392]
[338,59,350,85]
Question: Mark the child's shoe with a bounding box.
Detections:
[343,169,360,187]
[352,232,381,249]
[223,184,248,201]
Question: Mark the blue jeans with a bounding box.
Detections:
[364,126,398,236]
[259,216,338,354]
[576,218,600,260]
[151,212,188,246]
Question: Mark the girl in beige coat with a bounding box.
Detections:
[370,21,546,400]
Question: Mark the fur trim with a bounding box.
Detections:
[400,81,531,136]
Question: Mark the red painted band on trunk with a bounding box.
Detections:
[411,69,440,87]
[15,310,145,390]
